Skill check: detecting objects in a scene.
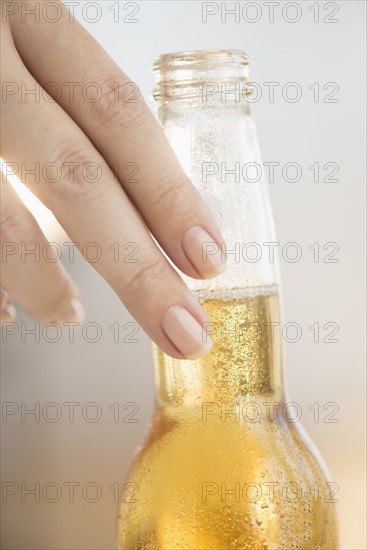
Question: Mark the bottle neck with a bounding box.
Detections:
[152,50,284,416]
[152,286,284,415]
[158,108,282,299]
[153,56,280,293]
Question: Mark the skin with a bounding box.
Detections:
[0,0,226,359]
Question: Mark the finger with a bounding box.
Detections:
[9,2,227,279]
[0,288,16,323]
[1,36,212,359]
[0,177,84,323]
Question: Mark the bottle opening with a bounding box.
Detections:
[152,49,250,102]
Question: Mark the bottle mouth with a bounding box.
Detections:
[152,49,250,102]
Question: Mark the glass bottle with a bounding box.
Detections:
[118,50,338,550]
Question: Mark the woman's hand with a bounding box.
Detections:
[0,1,226,359]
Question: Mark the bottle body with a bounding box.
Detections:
[118,50,338,549]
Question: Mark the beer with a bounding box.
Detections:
[118,287,338,549]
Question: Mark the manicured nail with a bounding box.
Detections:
[161,306,212,360]
[57,299,85,323]
[1,304,16,323]
[182,226,226,278]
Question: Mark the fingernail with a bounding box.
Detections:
[57,299,85,323]
[1,304,16,323]
[161,306,212,360]
[182,226,226,278]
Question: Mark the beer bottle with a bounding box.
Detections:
[118,50,338,550]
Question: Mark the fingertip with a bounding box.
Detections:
[182,226,227,280]
[160,305,213,360]
[55,298,85,323]
[1,304,17,324]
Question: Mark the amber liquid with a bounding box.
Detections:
[118,287,338,549]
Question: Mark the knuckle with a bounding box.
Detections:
[87,75,148,129]
[48,140,104,201]
[151,172,195,212]
[124,254,168,299]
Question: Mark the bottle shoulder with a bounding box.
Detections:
[119,413,338,549]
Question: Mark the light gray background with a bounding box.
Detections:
[1,1,366,549]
